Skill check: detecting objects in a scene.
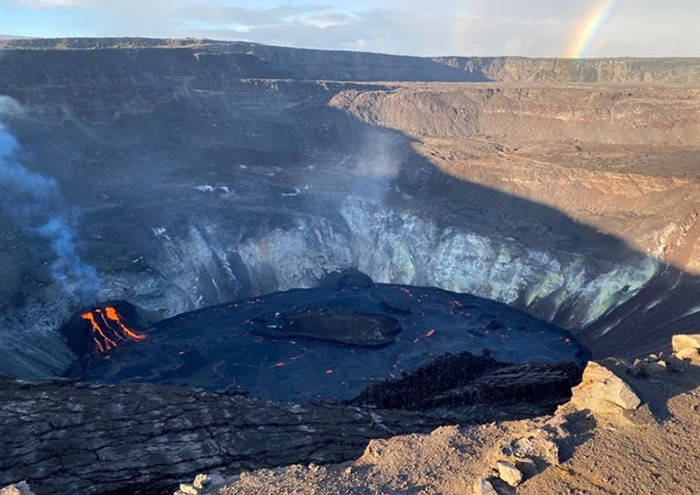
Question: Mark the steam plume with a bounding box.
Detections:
[351,131,404,202]
[0,100,100,301]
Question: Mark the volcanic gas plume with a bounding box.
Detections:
[0,96,100,301]
[80,306,146,354]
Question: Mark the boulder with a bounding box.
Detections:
[473,478,499,495]
[0,482,35,495]
[675,347,700,364]
[570,361,641,414]
[672,334,700,353]
[176,484,198,495]
[497,461,523,486]
[672,334,700,364]
[193,474,211,489]
[515,457,539,478]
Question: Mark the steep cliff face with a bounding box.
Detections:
[2,38,700,83]
[0,42,698,378]
[330,85,700,146]
[330,85,700,267]
[434,57,700,84]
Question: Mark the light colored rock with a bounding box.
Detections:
[675,346,700,364]
[193,474,210,489]
[497,461,523,486]
[570,361,641,414]
[177,484,198,495]
[0,482,35,495]
[672,334,700,353]
[539,437,562,465]
[545,413,570,439]
[509,428,561,466]
[473,477,499,495]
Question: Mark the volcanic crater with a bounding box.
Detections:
[0,38,698,495]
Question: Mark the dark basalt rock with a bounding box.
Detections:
[250,307,401,347]
[318,268,374,290]
[61,283,587,402]
[351,351,581,410]
[0,354,582,495]
[40,283,588,493]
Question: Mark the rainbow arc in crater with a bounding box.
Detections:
[567,0,618,58]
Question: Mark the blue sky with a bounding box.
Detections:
[1,1,699,57]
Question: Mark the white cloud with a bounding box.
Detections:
[301,12,358,29]
[4,0,700,57]
[14,0,80,7]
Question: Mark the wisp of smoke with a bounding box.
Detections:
[351,131,404,202]
[0,103,100,302]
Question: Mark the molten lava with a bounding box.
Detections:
[80,306,146,354]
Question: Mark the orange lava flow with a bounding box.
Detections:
[80,312,117,353]
[104,306,146,341]
[81,306,146,354]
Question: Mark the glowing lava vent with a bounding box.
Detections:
[61,301,148,357]
[81,306,146,353]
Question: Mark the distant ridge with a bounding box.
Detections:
[1,37,699,84]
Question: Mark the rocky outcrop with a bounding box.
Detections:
[570,361,641,414]
[0,377,441,494]
[330,85,700,147]
[0,356,581,495]
[434,56,700,84]
[351,353,580,411]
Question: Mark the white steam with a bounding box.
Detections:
[0,97,100,301]
[351,132,403,201]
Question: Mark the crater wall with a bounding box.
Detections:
[0,43,698,377]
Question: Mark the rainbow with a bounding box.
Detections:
[567,0,618,58]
